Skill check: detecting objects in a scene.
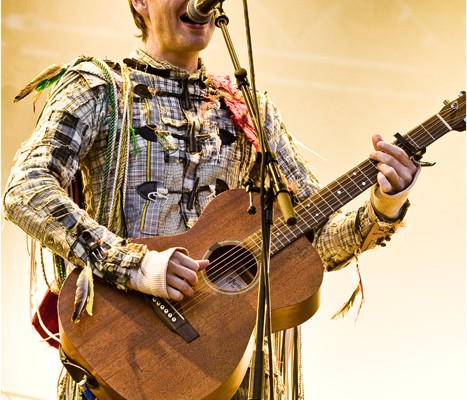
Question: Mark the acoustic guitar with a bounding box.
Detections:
[58,93,465,400]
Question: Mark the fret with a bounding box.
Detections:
[418,122,438,143]
[314,189,337,214]
[356,164,374,188]
[344,170,366,194]
[405,132,423,149]
[322,183,348,207]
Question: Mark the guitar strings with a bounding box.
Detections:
[181,114,457,314]
[181,103,463,312]
[179,99,465,313]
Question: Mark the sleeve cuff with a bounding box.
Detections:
[370,165,421,221]
[126,247,188,298]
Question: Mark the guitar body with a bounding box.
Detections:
[58,189,323,400]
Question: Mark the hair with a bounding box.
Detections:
[128,0,148,42]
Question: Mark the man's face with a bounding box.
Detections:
[144,0,216,60]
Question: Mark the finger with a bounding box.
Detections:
[169,252,210,283]
[171,250,204,272]
[375,150,416,189]
[371,145,416,183]
[376,161,410,193]
[167,273,195,298]
[372,138,416,169]
[168,261,198,285]
[372,133,383,151]
[167,286,184,302]
[166,252,210,301]
[197,259,210,270]
[370,134,419,194]
[376,166,405,193]
[376,171,393,193]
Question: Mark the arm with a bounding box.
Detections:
[3,67,147,289]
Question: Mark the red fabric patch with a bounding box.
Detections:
[31,289,60,349]
[209,75,261,152]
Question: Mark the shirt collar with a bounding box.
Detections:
[129,48,208,82]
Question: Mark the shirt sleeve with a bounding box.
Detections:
[2,66,147,288]
[260,96,410,272]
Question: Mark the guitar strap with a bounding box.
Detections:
[59,347,98,400]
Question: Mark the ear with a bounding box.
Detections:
[131,0,150,17]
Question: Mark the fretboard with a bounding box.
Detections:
[262,93,466,254]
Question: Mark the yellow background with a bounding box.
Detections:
[1,1,465,399]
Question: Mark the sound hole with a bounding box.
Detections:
[205,244,258,292]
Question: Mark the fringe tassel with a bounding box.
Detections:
[107,64,134,236]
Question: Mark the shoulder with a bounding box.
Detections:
[14,56,125,104]
[40,57,126,110]
[63,56,123,89]
[43,57,123,117]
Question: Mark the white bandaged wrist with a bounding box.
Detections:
[371,165,421,220]
[127,248,179,298]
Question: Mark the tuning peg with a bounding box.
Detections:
[443,99,451,105]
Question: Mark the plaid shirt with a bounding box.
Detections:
[3,49,410,400]
[3,48,406,288]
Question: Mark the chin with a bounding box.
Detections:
[182,37,212,53]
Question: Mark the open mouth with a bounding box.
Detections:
[180,13,210,26]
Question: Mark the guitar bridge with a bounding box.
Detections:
[145,295,199,343]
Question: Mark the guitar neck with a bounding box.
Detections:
[266,93,466,254]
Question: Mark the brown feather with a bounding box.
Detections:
[32,90,43,113]
[331,263,365,321]
[13,63,63,103]
[72,267,90,322]
[331,285,362,320]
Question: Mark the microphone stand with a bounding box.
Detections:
[212,5,297,399]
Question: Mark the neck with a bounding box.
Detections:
[143,41,199,74]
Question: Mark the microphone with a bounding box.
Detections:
[186,0,223,24]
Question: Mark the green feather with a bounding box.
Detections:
[35,68,67,93]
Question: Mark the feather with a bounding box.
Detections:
[72,267,89,322]
[71,268,89,322]
[14,63,65,103]
[331,285,362,320]
[331,263,365,321]
[72,262,94,322]
[32,90,43,113]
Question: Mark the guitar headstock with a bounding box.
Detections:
[439,91,466,132]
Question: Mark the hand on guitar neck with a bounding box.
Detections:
[369,133,421,220]
[370,133,419,194]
